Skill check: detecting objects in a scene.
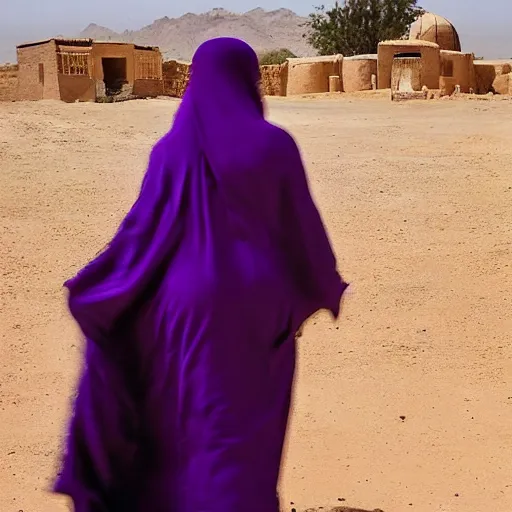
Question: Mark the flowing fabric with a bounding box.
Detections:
[54,38,347,512]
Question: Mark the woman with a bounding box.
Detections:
[54,38,347,512]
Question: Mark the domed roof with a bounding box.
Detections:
[409,12,461,52]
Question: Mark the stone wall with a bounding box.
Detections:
[17,41,61,101]
[162,60,191,98]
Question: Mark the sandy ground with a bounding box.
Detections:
[0,95,511,512]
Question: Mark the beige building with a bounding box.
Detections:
[259,11,512,100]
[16,38,163,102]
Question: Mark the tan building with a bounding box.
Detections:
[378,39,441,92]
[285,55,343,96]
[16,38,163,102]
[259,10,511,100]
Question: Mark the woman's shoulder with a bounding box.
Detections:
[260,121,301,159]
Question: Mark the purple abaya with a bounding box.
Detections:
[54,38,347,512]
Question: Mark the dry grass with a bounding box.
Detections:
[0,64,18,101]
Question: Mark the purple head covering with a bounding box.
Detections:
[66,36,346,345]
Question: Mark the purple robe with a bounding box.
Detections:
[54,38,347,512]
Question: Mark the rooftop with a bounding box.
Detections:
[379,39,440,49]
[344,54,378,61]
[287,55,343,63]
[16,38,159,51]
[17,38,92,49]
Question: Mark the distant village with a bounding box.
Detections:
[1,11,511,103]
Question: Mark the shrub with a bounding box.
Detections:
[259,48,297,66]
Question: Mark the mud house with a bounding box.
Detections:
[16,38,163,102]
[259,10,511,99]
[342,55,378,93]
[378,39,441,93]
[285,55,343,96]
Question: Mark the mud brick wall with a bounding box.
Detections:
[133,79,163,97]
[286,56,342,96]
[17,41,60,101]
[260,64,287,96]
[439,51,475,95]
[342,58,377,93]
[162,60,191,98]
[378,41,440,90]
[474,61,512,94]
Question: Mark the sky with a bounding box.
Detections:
[2,0,511,62]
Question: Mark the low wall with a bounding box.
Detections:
[133,79,163,97]
[474,60,512,94]
[342,55,377,92]
[58,75,95,102]
[162,60,191,98]
[0,64,18,101]
[260,64,287,96]
[492,72,512,95]
[286,55,342,96]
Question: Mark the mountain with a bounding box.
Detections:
[80,8,314,61]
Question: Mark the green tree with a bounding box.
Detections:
[259,48,297,65]
[305,0,424,56]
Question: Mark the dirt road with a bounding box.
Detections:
[1,96,511,512]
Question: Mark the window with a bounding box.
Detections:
[441,60,454,78]
[58,52,90,76]
[135,53,162,80]
[38,63,44,84]
[394,52,422,59]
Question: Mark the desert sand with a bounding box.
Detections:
[0,95,511,512]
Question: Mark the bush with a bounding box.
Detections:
[259,48,297,66]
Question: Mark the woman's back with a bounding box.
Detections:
[54,38,347,512]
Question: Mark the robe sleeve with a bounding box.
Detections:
[278,131,348,328]
[65,136,185,346]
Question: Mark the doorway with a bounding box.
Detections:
[392,52,422,92]
[102,58,127,96]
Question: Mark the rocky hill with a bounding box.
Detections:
[80,8,314,61]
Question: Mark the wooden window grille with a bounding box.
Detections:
[135,53,161,80]
[57,52,90,76]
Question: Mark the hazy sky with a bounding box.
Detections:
[2,0,511,61]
